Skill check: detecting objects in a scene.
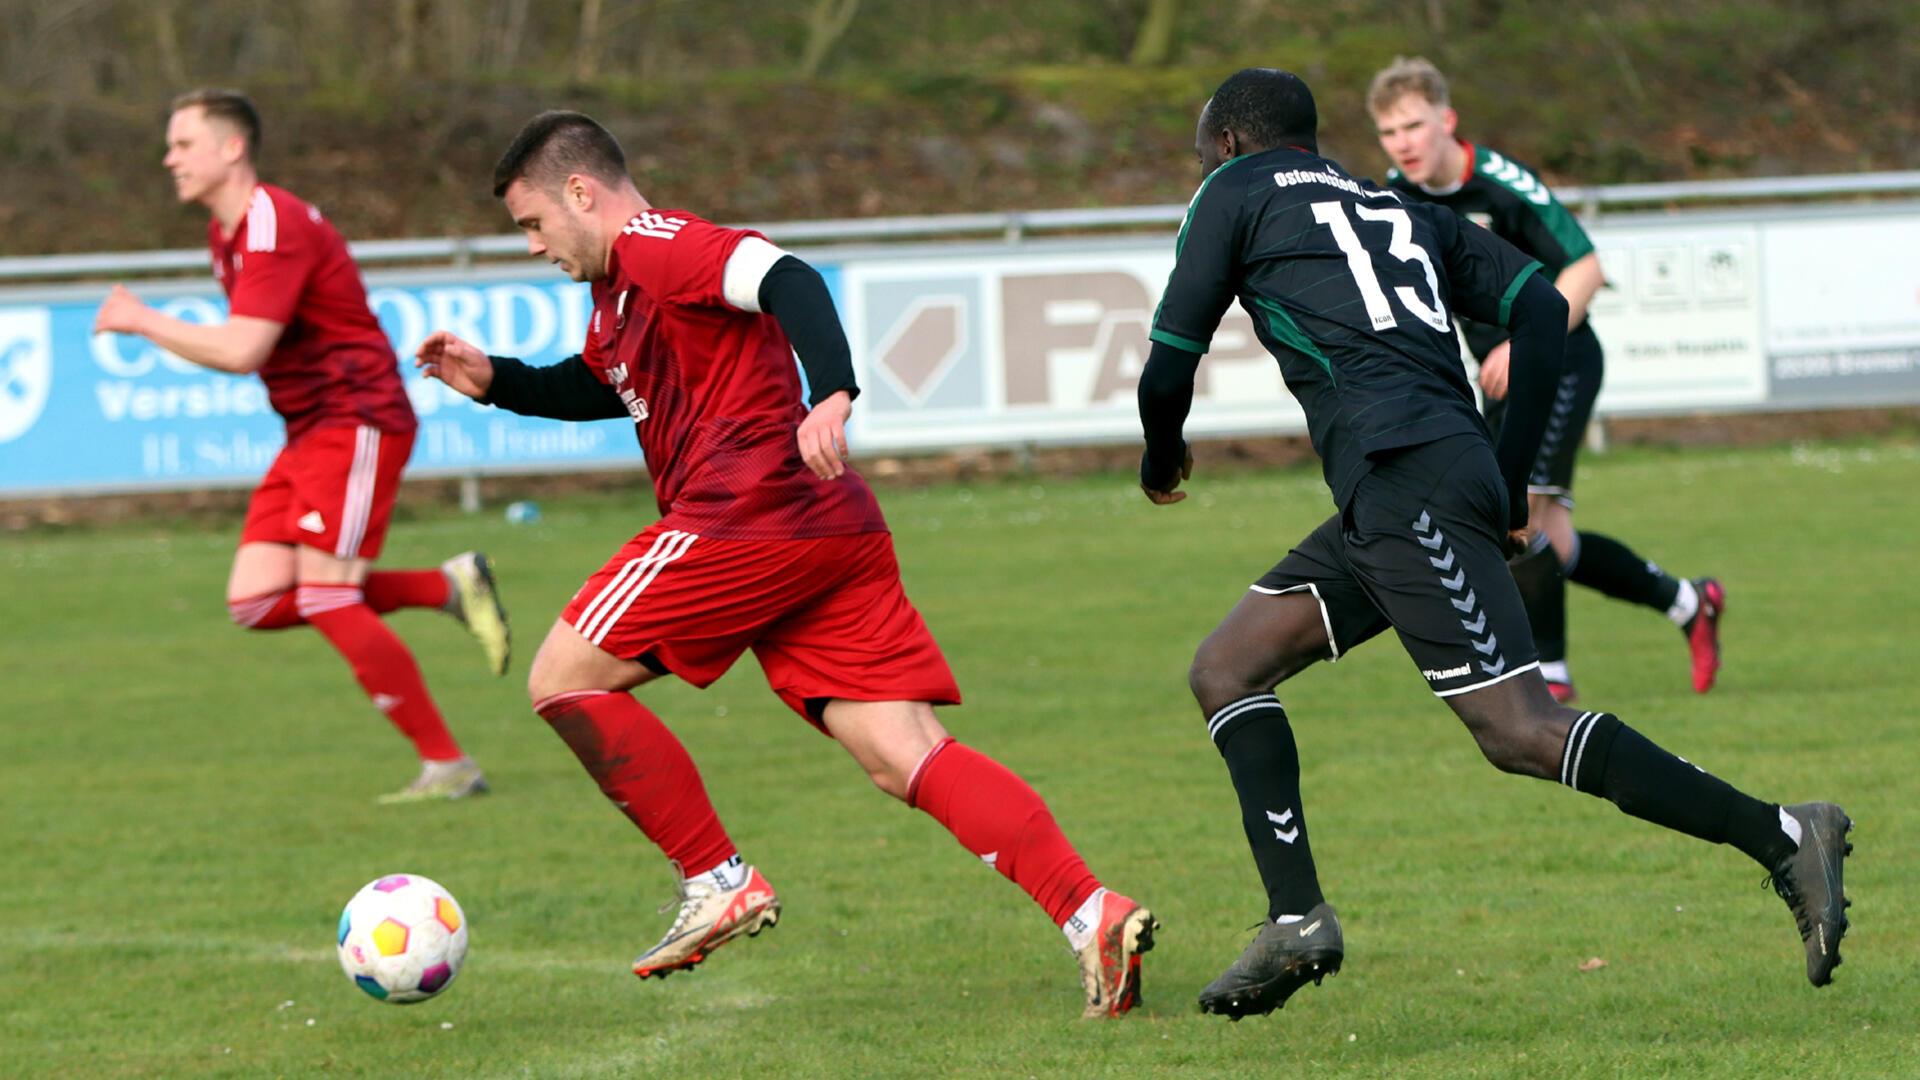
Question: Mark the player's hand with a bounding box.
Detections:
[1478,341,1512,401]
[92,285,151,336]
[798,389,853,480]
[1140,444,1194,505]
[1505,527,1534,558]
[415,331,494,399]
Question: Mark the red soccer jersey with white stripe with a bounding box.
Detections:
[208,184,416,441]
[582,209,886,540]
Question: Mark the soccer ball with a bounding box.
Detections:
[336,873,469,1004]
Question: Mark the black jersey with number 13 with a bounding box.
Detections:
[1150,147,1542,507]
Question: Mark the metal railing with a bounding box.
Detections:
[3,170,1917,284]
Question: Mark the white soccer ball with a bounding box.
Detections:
[336,873,469,1004]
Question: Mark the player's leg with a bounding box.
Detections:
[226,458,305,629]
[1189,515,1387,1019]
[364,552,514,677]
[1369,435,1849,987]
[819,697,1154,1018]
[754,530,1154,1017]
[1566,528,1725,693]
[1508,345,1593,700]
[1443,671,1850,984]
[227,542,304,628]
[544,525,816,979]
[282,427,482,800]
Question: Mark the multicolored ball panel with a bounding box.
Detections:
[371,918,410,957]
[417,962,453,994]
[435,897,462,933]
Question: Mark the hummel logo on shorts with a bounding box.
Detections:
[298,510,326,533]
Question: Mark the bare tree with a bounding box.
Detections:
[1128,0,1180,67]
[394,0,420,76]
[573,0,605,82]
[798,0,860,78]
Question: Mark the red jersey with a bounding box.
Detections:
[582,210,886,540]
[209,184,416,441]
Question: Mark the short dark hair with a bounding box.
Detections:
[1203,68,1318,152]
[171,87,262,156]
[492,111,630,198]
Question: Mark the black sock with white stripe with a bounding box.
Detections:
[1560,712,1797,869]
[1208,694,1325,920]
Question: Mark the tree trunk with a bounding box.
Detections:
[799,0,861,78]
[1128,0,1180,67]
[573,0,604,82]
[393,0,419,77]
[151,0,186,88]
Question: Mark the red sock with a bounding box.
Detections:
[534,691,737,873]
[364,569,450,614]
[907,738,1101,926]
[229,589,303,630]
[297,585,463,761]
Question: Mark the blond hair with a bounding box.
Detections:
[1367,56,1450,115]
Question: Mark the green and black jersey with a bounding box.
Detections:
[1387,142,1594,357]
[1149,146,1542,507]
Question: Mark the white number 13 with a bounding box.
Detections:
[1310,201,1451,333]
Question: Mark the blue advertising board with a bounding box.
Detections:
[0,264,841,496]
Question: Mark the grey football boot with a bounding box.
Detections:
[1768,802,1854,986]
[1198,901,1343,1020]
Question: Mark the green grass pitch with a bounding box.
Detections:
[3,439,1917,1077]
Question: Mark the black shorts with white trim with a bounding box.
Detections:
[1253,433,1540,698]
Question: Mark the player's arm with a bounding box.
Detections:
[1554,251,1604,330]
[1440,210,1567,530]
[718,236,860,479]
[1493,273,1569,521]
[414,331,626,421]
[92,284,282,374]
[1137,341,1199,504]
[1139,168,1241,504]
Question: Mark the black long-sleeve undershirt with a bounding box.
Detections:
[1137,340,1201,491]
[759,254,859,406]
[1491,271,1569,526]
[480,353,627,421]
[480,253,858,420]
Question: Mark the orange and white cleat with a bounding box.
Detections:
[1074,889,1159,1018]
[632,864,781,979]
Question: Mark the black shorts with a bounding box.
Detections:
[1255,434,1541,698]
[1483,324,1603,507]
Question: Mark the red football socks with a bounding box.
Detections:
[228,568,448,630]
[364,569,452,614]
[228,589,303,629]
[533,690,738,874]
[906,738,1102,927]
[297,584,464,762]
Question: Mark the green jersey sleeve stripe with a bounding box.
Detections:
[1498,261,1545,326]
[1149,327,1211,355]
[1251,296,1335,384]
[1172,155,1249,257]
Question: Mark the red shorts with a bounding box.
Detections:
[563,524,962,724]
[241,424,414,560]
